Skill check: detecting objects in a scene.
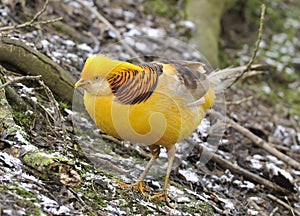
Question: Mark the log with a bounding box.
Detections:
[0,38,76,103]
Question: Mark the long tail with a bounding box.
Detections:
[208,64,269,94]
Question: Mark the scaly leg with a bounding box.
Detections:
[150,144,176,208]
[117,144,160,195]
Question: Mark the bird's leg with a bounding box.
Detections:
[117,144,160,195]
[150,145,176,208]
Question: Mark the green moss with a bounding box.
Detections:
[144,0,188,19]
[3,183,42,216]
[58,101,70,112]
[12,110,31,127]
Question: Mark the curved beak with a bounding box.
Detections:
[75,79,87,88]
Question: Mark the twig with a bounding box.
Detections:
[28,17,63,26]
[68,188,96,215]
[100,134,123,145]
[270,143,290,152]
[226,96,253,105]
[269,206,279,216]
[267,194,300,216]
[38,80,68,147]
[89,155,134,179]
[208,110,300,170]
[0,74,42,90]
[38,80,62,128]
[227,4,266,89]
[0,0,63,32]
[75,0,143,63]
[285,196,296,216]
[187,138,288,193]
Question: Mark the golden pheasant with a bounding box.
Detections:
[75,54,215,207]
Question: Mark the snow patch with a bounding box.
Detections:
[0,152,22,168]
[266,162,293,181]
[179,168,199,183]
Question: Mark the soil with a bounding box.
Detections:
[0,1,299,215]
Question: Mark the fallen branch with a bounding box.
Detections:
[226,96,253,105]
[186,138,289,194]
[0,38,76,102]
[75,0,143,63]
[208,110,300,170]
[89,154,134,179]
[267,194,300,216]
[0,74,41,90]
[0,0,63,32]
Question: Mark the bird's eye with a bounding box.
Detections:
[94,76,100,80]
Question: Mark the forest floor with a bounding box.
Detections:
[0,1,299,215]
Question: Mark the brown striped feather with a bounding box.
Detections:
[106,63,163,105]
[157,60,210,106]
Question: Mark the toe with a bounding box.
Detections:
[150,191,175,208]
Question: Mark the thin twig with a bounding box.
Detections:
[89,155,134,179]
[267,194,300,216]
[227,4,266,89]
[226,96,253,105]
[208,109,300,170]
[68,188,96,215]
[0,74,42,90]
[28,17,63,26]
[75,0,143,63]
[0,0,62,32]
[187,138,288,193]
[269,206,279,216]
[38,80,67,146]
[38,80,62,128]
[285,196,296,216]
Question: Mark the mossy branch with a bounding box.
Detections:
[0,38,76,102]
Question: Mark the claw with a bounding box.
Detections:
[150,190,175,208]
[116,180,150,195]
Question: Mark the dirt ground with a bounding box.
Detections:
[0,1,299,215]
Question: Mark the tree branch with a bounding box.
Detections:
[227,4,266,88]
[208,110,300,170]
[75,0,143,63]
[0,0,62,32]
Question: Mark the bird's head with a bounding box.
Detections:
[75,54,123,95]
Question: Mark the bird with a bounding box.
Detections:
[75,54,215,208]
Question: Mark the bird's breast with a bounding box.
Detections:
[83,88,205,147]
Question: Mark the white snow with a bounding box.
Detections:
[78,43,93,53]
[266,162,293,181]
[141,27,165,37]
[266,155,284,165]
[247,209,259,215]
[37,194,73,215]
[248,155,263,170]
[178,168,199,183]
[179,20,195,29]
[196,118,210,137]
[0,152,22,168]
[233,180,255,189]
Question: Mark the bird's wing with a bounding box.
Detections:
[157,60,210,107]
[163,60,206,73]
[106,62,163,105]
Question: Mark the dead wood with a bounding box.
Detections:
[0,38,76,102]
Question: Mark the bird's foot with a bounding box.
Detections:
[150,190,175,208]
[116,180,150,196]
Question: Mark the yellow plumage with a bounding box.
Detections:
[75,54,215,207]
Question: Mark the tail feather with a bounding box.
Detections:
[208,64,269,93]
